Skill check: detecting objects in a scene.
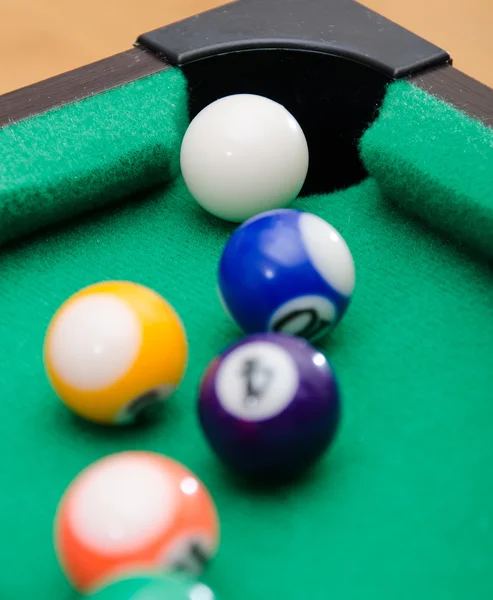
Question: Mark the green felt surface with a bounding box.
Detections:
[361,80,493,259]
[1,73,493,599]
[2,174,493,599]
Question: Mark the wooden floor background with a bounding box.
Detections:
[1,0,492,94]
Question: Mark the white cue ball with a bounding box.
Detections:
[180,94,309,222]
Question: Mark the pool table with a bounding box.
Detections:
[1,0,493,598]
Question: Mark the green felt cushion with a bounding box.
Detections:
[1,174,493,600]
[360,80,493,258]
[0,68,188,246]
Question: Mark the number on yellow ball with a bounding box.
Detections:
[44,281,188,424]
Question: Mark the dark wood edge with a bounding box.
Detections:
[0,47,170,129]
[1,46,492,131]
[409,64,493,125]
